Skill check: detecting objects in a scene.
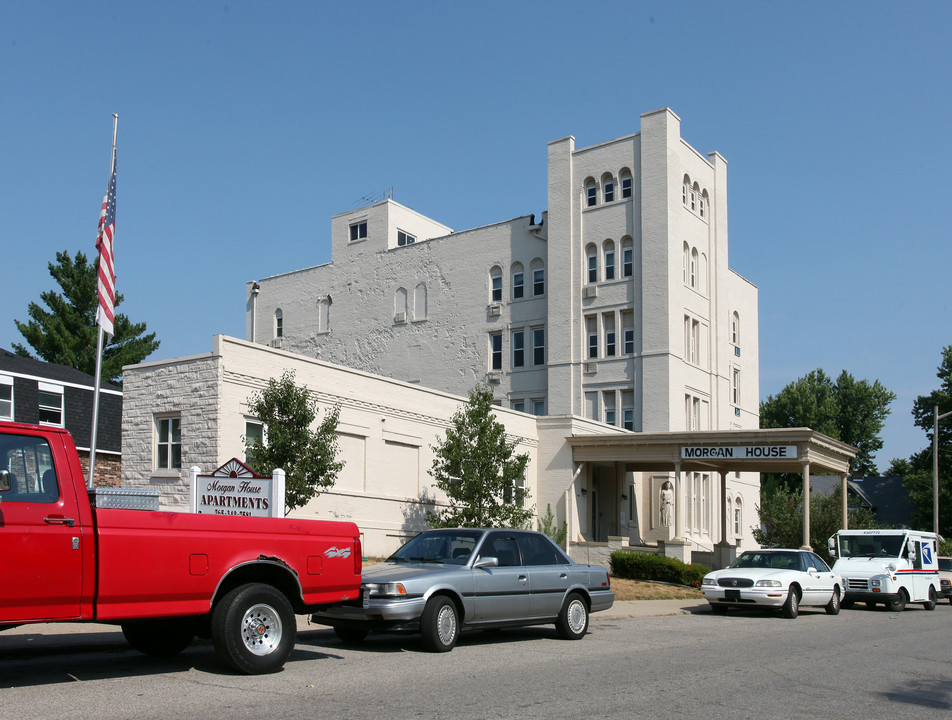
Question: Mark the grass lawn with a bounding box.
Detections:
[610,578,703,602]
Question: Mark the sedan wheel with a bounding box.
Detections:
[825,587,841,615]
[556,593,589,640]
[782,586,800,619]
[421,596,459,653]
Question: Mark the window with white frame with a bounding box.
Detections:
[490,332,502,371]
[397,230,415,246]
[622,239,633,278]
[685,316,699,365]
[622,390,634,431]
[349,221,368,242]
[624,329,634,355]
[512,263,524,300]
[604,312,616,357]
[512,330,525,368]
[511,399,525,412]
[244,419,264,463]
[532,327,545,366]
[604,241,615,280]
[621,170,633,199]
[732,311,740,346]
[585,182,597,207]
[734,498,743,537]
[0,375,12,420]
[531,259,545,296]
[156,416,182,470]
[587,246,598,283]
[490,267,502,302]
[38,382,63,426]
[586,316,598,358]
[604,180,614,203]
[603,391,616,426]
[531,398,545,416]
[275,309,283,338]
[733,368,741,405]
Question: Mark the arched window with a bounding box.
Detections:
[317,297,330,334]
[698,252,708,294]
[586,244,598,283]
[394,287,408,322]
[621,237,634,278]
[683,175,691,205]
[691,182,700,211]
[603,240,615,280]
[511,262,525,300]
[274,309,283,338]
[601,172,615,203]
[530,258,545,297]
[489,266,502,302]
[700,189,709,219]
[734,497,743,537]
[413,283,427,321]
[690,248,698,288]
[584,177,597,207]
[731,311,740,347]
[726,496,733,535]
[620,168,633,199]
[683,242,690,284]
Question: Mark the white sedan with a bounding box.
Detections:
[701,549,843,618]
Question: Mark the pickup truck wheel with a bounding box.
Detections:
[923,586,937,611]
[212,583,295,674]
[122,620,194,657]
[887,589,907,613]
[556,592,589,639]
[420,595,459,652]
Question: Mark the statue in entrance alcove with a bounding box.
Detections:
[660,480,674,527]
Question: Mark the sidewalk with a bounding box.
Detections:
[0,599,709,652]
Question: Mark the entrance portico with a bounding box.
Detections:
[565,428,857,566]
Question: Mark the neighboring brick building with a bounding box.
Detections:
[243,108,761,552]
[0,348,122,487]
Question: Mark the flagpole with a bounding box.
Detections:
[88,114,118,489]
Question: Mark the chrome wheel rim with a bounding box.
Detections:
[436,604,457,645]
[241,603,283,656]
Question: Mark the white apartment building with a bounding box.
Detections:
[242,108,762,557]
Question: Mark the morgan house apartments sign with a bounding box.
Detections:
[189,459,286,518]
[681,445,799,460]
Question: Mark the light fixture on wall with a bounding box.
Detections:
[621,493,628,500]
[580,487,587,496]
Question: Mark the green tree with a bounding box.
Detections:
[754,484,878,564]
[898,346,952,534]
[245,370,343,513]
[537,503,567,546]
[13,250,159,384]
[760,369,895,491]
[426,385,533,529]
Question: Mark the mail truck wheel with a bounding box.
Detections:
[887,589,907,613]
[923,586,937,611]
[556,592,589,639]
[122,619,194,657]
[212,583,295,674]
[421,595,459,652]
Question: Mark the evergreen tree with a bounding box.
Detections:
[245,370,343,513]
[13,250,159,384]
[427,385,533,529]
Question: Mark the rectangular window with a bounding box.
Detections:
[588,254,597,283]
[586,186,597,207]
[622,390,634,431]
[733,368,740,405]
[244,419,264,462]
[588,333,598,358]
[622,177,632,198]
[690,191,696,211]
[491,275,502,302]
[699,197,705,218]
[490,333,503,371]
[623,409,634,431]
[604,182,614,202]
[606,331,616,357]
[0,376,12,420]
[603,392,616,426]
[349,221,368,242]
[605,249,615,280]
[512,272,524,300]
[397,230,415,246]
[624,329,634,355]
[276,314,283,338]
[512,330,525,368]
[511,400,525,413]
[38,382,63,426]
[157,417,182,470]
[623,246,633,277]
[532,327,545,366]
[531,399,545,416]
[532,268,545,296]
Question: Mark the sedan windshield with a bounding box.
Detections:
[729,552,801,571]
[387,530,484,565]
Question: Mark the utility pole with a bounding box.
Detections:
[934,405,952,535]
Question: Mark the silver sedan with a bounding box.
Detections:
[311,528,615,652]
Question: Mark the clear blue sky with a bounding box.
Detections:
[2,2,949,469]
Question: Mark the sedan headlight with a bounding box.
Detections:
[364,582,408,598]
[754,579,782,588]
[701,576,718,586]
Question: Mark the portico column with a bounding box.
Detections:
[840,472,849,530]
[801,461,812,550]
[719,470,729,544]
[674,463,684,541]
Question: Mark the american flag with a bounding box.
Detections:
[95,148,117,339]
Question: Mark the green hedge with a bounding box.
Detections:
[610,550,708,588]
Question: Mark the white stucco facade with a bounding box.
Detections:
[240,108,761,555]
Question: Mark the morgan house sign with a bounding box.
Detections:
[189,459,286,518]
[681,445,798,460]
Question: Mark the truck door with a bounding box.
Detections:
[913,539,936,602]
[0,432,83,622]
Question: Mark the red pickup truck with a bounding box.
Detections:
[0,420,361,674]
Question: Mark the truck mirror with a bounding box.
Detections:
[0,469,10,492]
[827,537,836,557]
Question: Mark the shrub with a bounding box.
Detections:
[610,550,708,588]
